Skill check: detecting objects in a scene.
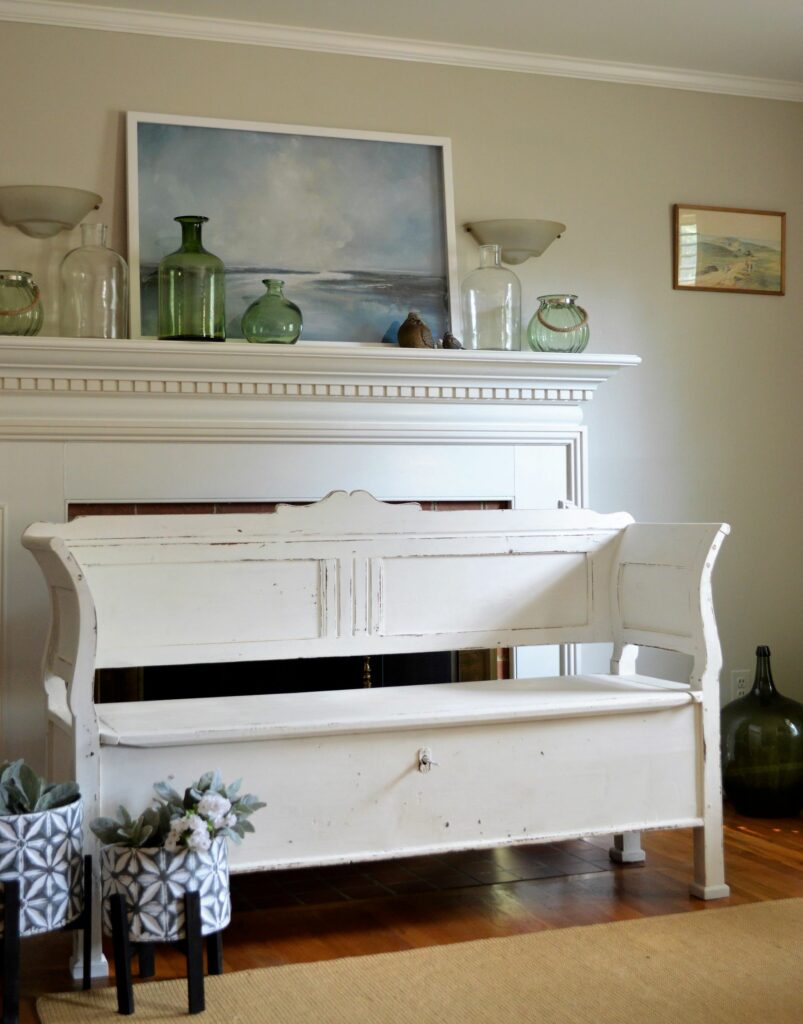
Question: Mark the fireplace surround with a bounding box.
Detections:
[0,336,638,764]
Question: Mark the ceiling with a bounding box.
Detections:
[8,0,803,89]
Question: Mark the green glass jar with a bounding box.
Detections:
[721,646,803,817]
[241,279,302,344]
[0,270,43,336]
[158,216,225,341]
[527,294,589,353]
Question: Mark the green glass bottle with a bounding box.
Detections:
[158,216,225,341]
[721,646,803,817]
[241,279,302,344]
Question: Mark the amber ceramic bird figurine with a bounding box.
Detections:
[441,330,463,349]
[397,311,436,348]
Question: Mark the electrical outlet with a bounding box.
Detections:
[731,669,750,700]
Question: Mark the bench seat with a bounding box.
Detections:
[96,674,695,748]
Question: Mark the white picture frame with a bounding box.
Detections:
[126,111,461,343]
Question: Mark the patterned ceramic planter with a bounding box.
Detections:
[0,797,83,937]
[100,836,231,942]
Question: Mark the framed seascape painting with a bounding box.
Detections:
[126,112,460,342]
[673,204,785,296]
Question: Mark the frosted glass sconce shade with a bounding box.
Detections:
[0,185,102,238]
[465,219,565,264]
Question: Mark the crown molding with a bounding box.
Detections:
[1,0,801,103]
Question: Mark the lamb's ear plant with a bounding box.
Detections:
[0,760,80,815]
[90,803,174,848]
[91,770,265,849]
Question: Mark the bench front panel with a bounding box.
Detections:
[99,704,700,871]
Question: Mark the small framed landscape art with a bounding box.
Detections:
[127,112,460,342]
[673,204,785,296]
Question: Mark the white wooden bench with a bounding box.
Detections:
[23,490,731,973]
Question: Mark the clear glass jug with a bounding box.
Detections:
[60,223,129,338]
[461,245,521,351]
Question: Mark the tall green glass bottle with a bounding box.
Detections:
[721,646,803,817]
[157,216,225,341]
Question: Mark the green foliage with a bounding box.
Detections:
[0,760,80,815]
[90,803,174,848]
[90,770,265,849]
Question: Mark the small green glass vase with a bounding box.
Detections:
[721,646,803,817]
[241,279,302,344]
[527,294,589,353]
[157,216,225,341]
[0,270,43,336]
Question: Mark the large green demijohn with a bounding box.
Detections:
[720,646,803,817]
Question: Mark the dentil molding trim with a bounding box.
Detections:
[1,0,800,103]
[0,338,639,406]
[0,338,639,441]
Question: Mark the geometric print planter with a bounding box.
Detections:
[100,836,231,942]
[0,797,83,937]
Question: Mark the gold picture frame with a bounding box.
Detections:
[673,204,785,296]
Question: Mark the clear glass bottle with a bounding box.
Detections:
[527,294,589,353]
[461,244,521,351]
[158,216,225,341]
[59,223,128,338]
[241,279,302,344]
[721,646,803,817]
[0,270,43,336]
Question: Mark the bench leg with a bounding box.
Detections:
[184,892,205,1014]
[690,698,730,900]
[690,823,730,900]
[110,894,134,1015]
[609,831,646,864]
[206,931,224,976]
[69,850,108,981]
[81,855,93,991]
[2,880,20,1024]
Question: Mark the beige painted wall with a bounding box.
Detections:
[1,22,801,701]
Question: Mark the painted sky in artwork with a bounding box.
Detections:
[136,122,448,275]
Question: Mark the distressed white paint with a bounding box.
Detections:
[23,490,730,972]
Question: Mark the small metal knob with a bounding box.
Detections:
[418,748,439,773]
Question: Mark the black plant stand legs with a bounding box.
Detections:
[110,894,135,1015]
[1,880,20,1024]
[184,892,204,1014]
[206,931,223,976]
[110,892,224,1015]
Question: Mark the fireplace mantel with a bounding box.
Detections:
[0,337,639,441]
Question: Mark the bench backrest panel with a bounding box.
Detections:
[25,492,634,671]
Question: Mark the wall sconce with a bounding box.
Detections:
[0,185,102,238]
[465,219,565,264]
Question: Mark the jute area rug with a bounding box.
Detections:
[38,899,802,1024]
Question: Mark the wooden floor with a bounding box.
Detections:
[17,806,803,1022]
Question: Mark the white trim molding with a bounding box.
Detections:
[0,337,639,442]
[0,338,639,405]
[1,0,800,103]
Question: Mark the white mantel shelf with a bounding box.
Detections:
[1,337,639,400]
[0,337,639,442]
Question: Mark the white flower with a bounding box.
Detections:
[223,813,237,829]
[197,794,232,827]
[186,828,212,852]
